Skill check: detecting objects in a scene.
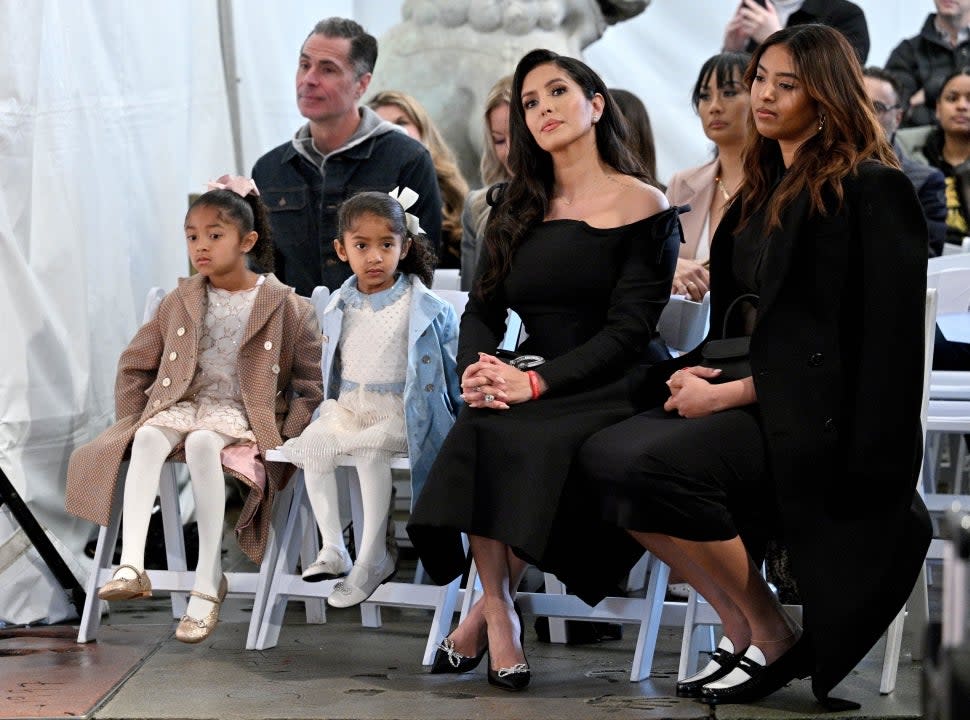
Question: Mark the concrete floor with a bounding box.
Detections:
[1,487,940,720]
[0,587,925,720]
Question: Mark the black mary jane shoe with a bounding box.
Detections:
[700,636,811,705]
[430,637,487,674]
[676,637,744,698]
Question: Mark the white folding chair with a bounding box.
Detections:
[924,267,970,494]
[250,288,469,664]
[77,287,281,647]
[432,268,462,290]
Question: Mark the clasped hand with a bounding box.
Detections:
[461,352,534,409]
[664,366,726,418]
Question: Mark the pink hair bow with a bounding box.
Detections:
[206,174,260,198]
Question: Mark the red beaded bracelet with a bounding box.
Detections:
[526,370,541,401]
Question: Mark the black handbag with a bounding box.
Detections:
[700,293,758,383]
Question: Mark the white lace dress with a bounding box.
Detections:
[282,276,411,474]
[145,276,264,441]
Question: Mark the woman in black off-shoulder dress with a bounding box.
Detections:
[407,49,680,690]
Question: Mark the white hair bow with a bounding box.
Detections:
[388,186,425,235]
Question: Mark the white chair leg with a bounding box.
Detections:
[542,572,569,644]
[77,484,124,643]
[907,563,929,661]
[347,471,383,628]
[246,479,295,649]
[880,604,906,694]
[678,589,717,680]
[630,556,669,681]
[297,492,326,624]
[678,588,699,680]
[422,576,462,665]
[460,559,480,622]
[254,479,315,649]
[158,462,187,618]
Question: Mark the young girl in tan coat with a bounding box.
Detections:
[66,176,322,643]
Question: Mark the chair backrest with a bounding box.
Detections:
[142,287,166,324]
[433,288,468,317]
[657,292,711,355]
[310,286,331,328]
[928,267,970,315]
[431,269,462,290]
[928,251,970,273]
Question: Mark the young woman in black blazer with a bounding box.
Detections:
[582,24,930,708]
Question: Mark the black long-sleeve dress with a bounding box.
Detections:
[407,207,681,604]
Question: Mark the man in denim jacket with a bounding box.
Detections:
[252,18,442,296]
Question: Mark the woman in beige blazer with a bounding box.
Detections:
[666,52,750,301]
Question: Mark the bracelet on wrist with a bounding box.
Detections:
[526,370,541,401]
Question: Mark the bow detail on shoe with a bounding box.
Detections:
[497,663,529,678]
[437,638,467,668]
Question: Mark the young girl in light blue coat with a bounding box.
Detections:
[282,189,461,607]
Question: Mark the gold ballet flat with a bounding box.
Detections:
[174,575,228,644]
[97,564,152,600]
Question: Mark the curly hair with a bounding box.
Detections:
[336,191,435,287]
[740,25,897,233]
[187,189,274,272]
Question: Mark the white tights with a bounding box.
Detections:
[304,456,391,569]
[117,424,232,617]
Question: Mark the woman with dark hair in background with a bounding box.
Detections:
[665,52,750,301]
[583,25,929,708]
[408,48,680,691]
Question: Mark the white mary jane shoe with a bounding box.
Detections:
[327,553,396,608]
[302,544,353,582]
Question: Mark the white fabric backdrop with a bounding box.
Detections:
[0,0,935,608]
[0,1,234,568]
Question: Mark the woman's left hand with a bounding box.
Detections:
[461,353,536,409]
[664,366,727,418]
[664,367,757,417]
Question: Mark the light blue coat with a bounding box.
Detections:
[321,274,461,505]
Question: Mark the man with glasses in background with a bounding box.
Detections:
[865,66,947,256]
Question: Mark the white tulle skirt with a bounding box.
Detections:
[281,386,406,475]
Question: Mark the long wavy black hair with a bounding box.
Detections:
[476,48,650,300]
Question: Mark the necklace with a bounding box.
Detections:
[714,175,734,202]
